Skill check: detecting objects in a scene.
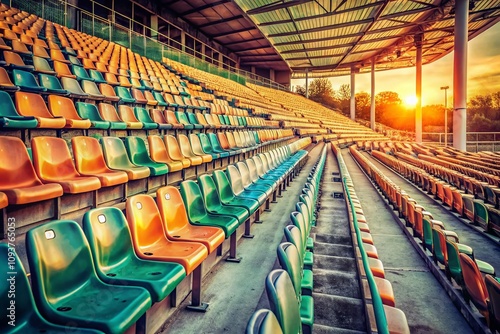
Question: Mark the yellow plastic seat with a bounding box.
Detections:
[47,95,91,129]
[15,91,66,128]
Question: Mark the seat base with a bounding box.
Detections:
[186,302,209,312]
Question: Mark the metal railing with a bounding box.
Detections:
[422,132,500,152]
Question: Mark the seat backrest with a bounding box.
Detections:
[4,50,26,65]
[189,133,206,156]
[165,110,181,125]
[246,309,283,334]
[175,111,191,125]
[26,220,98,312]
[115,86,134,100]
[217,132,231,149]
[290,211,308,251]
[126,194,168,252]
[76,101,106,122]
[150,109,168,124]
[72,65,91,79]
[53,60,73,76]
[0,90,22,117]
[101,136,137,169]
[61,77,87,95]
[245,159,261,183]
[212,169,236,203]
[164,135,185,161]
[277,242,303,299]
[32,136,80,180]
[148,135,175,163]
[265,269,301,334]
[178,134,196,157]
[12,69,40,88]
[179,180,208,222]
[124,136,156,165]
[81,79,102,95]
[98,102,123,122]
[47,94,83,120]
[134,107,155,124]
[283,225,305,267]
[153,91,167,104]
[83,206,137,274]
[459,253,489,309]
[485,275,500,323]
[198,133,215,154]
[72,136,112,174]
[236,162,254,188]
[157,186,191,236]
[198,174,223,210]
[226,165,246,195]
[38,73,64,90]
[119,105,141,123]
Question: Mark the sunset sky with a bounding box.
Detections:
[291,22,500,107]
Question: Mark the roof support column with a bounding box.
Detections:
[453,0,468,151]
[350,67,356,121]
[370,58,376,131]
[305,69,309,98]
[415,34,423,143]
[150,15,158,40]
[181,31,186,52]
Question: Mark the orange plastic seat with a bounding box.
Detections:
[131,88,147,104]
[0,136,63,204]
[147,135,184,172]
[459,253,490,319]
[126,194,208,275]
[98,83,120,102]
[118,76,132,88]
[156,186,225,254]
[4,50,34,71]
[15,91,67,128]
[50,49,70,63]
[164,135,191,168]
[374,277,396,307]
[118,105,143,129]
[164,110,184,129]
[32,137,101,194]
[143,90,158,106]
[71,136,128,187]
[369,257,385,278]
[53,60,76,79]
[178,134,203,166]
[0,66,19,92]
[47,95,91,129]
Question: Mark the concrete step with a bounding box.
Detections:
[313,268,361,299]
[313,293,367,332]
[313,324,367,334]
[315,233,352,246]
[314,242,354,258]
[313,254,356,272]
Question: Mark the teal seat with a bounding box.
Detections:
[277,243,314,333]
[265,270,303,334]
[38,73,70,96]
[82,206,186,302]
[291,210,314,251]
[68,55,82,66]
[208,133,231,156]
[284,225,313,270]
[26,220,152,334]
[235,161,273,196]
[473,200,489,231]
[200,133,228,158]
[12,69,47,93]
[72,65,94,81]
[212,169,260,214]
[180,180,240,238]
[190,133,218,159]
[75,102,111,129]
[134,107,158,130]
[100,137,151,180]
[89,69,106,83]
[175,111,194,130]
[0,90,38,128]
[141,79,153,91]
[152,91,168,107]
[186,112,204,129]
[123,136,169,176]
[114,86,135,104]
[246,309,283,334]
[198,174,249,223]
[0,244,103,334]
[226,165,267,205]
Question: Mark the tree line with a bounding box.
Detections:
[296,78,500,132]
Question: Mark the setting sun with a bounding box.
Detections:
[404,95,418,107]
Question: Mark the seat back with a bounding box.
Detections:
[0,90,23,117]
[277,242,303,298]
[4,50,27,66]
[16,91,55,118]
[157,186,192,236]
[189,133,207,155]
[72,65,91,80]
[83,206,138,275]
[72,136,112,174]
[119,105,141,123]
[165,110,182,126]
[26,220,98,312]
[61,77,87,96]
[236,162,253,188]
[226,165,246,195]
[150,109,168,124]
[101,136,138,169]
[175,111,191,126]
[32,136,80,180]
[198,133,215,154]
[47,95,83,120]
[445,240,463,284]
[76,101,107,122]
[265,269,301,334]
[148,135,175,163]
[98,102,123,122]
[212,169,236,203]
[246,309,284,334]
[283,225,305,268]
[198,174,223,210]
[217,132,231,150]
[432,228,447,265]
[53,60,74,77]
[245,159,261,183]
[290,211,308,251]
[38,73,64,91]
[123,136,156,165]
[115,86,135,101]
[164,135,186,161]
[179,180,208,222]
[485,275,500,326]
[134,107,156,124]
[81,80,102,95]
[126,194,168,252]
[459,253,489,311]
[208,133,225,151]
[178,134,197,158]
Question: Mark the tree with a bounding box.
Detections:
[308,78,334,101]
[295,85,306,97]
[336,84,351,101]
[355,92,371,120]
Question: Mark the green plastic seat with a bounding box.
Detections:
[208,133,231,156]
[134,107,158,130]
[89,69,107,83]
[277,242,314,331]
[212,169,260,213]
[246,309,284,334]
[61,77,89,99]
[284,225,313,270]
[200,133,228,158]
[26,220,152,334]
[234,162,273,197]
[75,102,111,129]
[0,90,38,128]
[38,73,70,96]
[175,111,194,130]
[12,69,47,93]
[100,137,151,180]
[190,133,218,159]
[186,112,204,129]
[180,180,240,237]
[245,158,278,191]
[123,136,169,176]
[226,165,268,205]
[265,270,302,334]
[152,91,168,107]
[72,65,94,81]
[291,210,314,252]
[0,243,103,334]
[198,174,249,223]
[422,218,434,252]
[473,200,489,231]
[33,55,56,75]
[114,86,135,104]
[82,206,186,302]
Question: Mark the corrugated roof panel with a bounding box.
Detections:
[310,56,343,67]
[352,39,398,53]
[306,47,351,58]
[282,52,308,59]
[342,51,378,64]
[252,9,290,25]
[380,0,428,17]
[269,35,301,44]
[264,22,296,35]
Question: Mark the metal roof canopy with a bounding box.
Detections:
[227,0,500,78]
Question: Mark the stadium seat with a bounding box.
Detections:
[47,95,92,128]
[15,91,67,128]
[0,90,38,128]
[89,69,107,83]
[117,105,143,129]
[177,134,204,166]
[147,135,184,172]
[188,133,214,162]
[71,136,128,187]
[26,220,152,333]
[0,67,19,92]
[459,253,490,320]
[72,65,94,81]
[175,111,195,130]
[33,56,56,75]
[290,210,313,251]
[226,165,267,205]
[165,110,184,130]
[4,50,34,71]
[54,60,76,78]
[100,136,150,180]
[12,69,47,93]
[265,269,303,334]
[284,225,314,270]
[38,73,70,95]
[82,206,186,302]
[156,186,225,253]
[75,102,111,129]
[186,112,204,129]
[149,109,173,130]
[97,103,127,129]
[134,107,158,130]
[114,86,135,103]
[61,77,89,99]
[164,135,191,168]
[246,309,283,334]
[0,244,102,334]
[485,275,500,332]
[32,137,101,193]
[123,136,169,176]
[81,80,105,100]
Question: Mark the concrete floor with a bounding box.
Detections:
[341,149,473,334]
[161,143,325,334]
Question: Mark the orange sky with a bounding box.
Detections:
[291,22,500,106]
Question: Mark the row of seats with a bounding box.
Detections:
[351,145,499,333]
[247,145,326,334]
[0,138,311,333]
